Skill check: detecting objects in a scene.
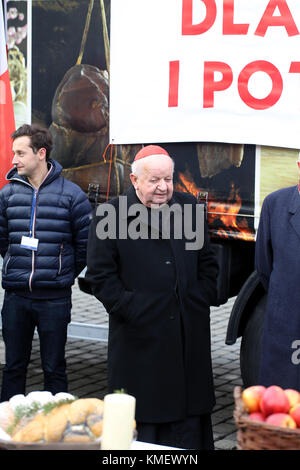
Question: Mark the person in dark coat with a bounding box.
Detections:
[0,124,92,401]
[85,145,219,449]
[255,178,300,390]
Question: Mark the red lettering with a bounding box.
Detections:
[167,60,300,111]
[238,61,283,110]
[223,0,249,35]
[289,62,300,74]
[168,61,180,107]
[182,0,217,35]
[203,61,233,108]
[255,0,299,37]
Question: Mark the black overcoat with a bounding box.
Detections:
[85,186,218,422]
[255,186,300,390]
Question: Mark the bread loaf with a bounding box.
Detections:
[12,398,104,443]
[0,402,15,432]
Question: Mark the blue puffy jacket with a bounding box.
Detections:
[0,159,92,293]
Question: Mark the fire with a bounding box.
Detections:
[175,172,200,198]
[175,172,254,241]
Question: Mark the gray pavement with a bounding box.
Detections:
[0,283,242,451]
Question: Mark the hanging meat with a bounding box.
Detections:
[48,0,141,202]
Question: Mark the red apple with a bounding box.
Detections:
[249,412,265,422]
[265,413,297,429]
[284,389,300,410]
[260,385,290,417]
[242,385,266,413]
[290,403,300,427]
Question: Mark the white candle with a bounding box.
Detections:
[101,393,136,450]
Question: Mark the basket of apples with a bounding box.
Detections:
[234,385,300,450]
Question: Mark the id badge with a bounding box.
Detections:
[20,236,39,251]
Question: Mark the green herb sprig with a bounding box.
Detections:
[6,397,77,435]
[42,398,76,415]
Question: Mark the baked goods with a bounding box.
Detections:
[12,398,104,443]
[0,401,15,432]
[0,392,104,443]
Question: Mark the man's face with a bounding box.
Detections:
[130,156,174,207]
[12,136,41,178]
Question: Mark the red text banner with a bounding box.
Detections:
[110,0,300,149]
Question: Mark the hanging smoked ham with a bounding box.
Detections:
[48,0,141,201]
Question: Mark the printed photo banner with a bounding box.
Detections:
[110,0,300,149]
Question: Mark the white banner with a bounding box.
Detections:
[110,0,300,149]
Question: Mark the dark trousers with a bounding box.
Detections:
[0,292,71,402]
[136,414,214,450]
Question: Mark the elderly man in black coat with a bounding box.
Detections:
[85,145,218,449]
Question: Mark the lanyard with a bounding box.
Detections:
[29,189,38,237]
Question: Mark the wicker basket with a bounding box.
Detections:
[234,386,300,450]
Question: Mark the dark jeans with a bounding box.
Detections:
[0,292,71,402]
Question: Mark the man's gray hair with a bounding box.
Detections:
[131,155,175,176]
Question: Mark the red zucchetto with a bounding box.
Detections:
[134,145,170,161]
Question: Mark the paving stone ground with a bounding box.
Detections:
[0,281,242,451]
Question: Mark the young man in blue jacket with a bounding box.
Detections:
[0,124,91,401]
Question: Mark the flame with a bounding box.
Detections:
[175,173,254,241]
[175,172,200,198]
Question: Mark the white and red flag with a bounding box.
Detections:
[0,0,15,189]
